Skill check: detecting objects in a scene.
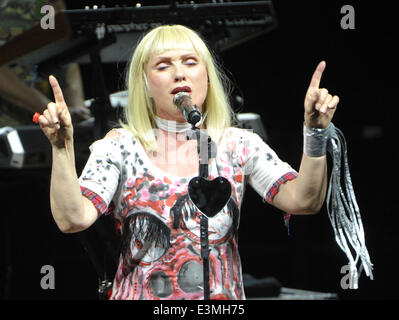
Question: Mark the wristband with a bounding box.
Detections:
[303,122,332,157]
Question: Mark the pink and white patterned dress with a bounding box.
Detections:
[78,127,297,300]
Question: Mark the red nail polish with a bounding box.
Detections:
[32,112,41,124]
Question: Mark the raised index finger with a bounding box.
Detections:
[308,61,326,91]
[49,75,65,105]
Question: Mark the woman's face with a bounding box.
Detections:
[145,49,208,122]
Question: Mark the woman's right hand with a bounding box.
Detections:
[38,75,74,148]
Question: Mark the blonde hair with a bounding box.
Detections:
[121,24,233,151]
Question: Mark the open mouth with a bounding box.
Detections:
[171,86,192,94]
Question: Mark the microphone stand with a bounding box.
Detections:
[186,123,217,300]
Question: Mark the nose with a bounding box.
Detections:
[174,65,186,82]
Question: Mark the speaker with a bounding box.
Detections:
[0,120,94,169]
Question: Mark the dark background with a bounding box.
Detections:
[1,0,398,300]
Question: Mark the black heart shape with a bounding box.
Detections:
[188,176,232,218]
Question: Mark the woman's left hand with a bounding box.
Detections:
[304,61,339,129]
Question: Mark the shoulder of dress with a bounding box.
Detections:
[103,128,122,139]
[222,126,256,140]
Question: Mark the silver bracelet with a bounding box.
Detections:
[303,122,333,157]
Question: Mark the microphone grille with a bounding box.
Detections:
[173,92,191,106]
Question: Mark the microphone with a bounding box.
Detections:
[173,92,202,126]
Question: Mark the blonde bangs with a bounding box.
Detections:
[141,25,209,66]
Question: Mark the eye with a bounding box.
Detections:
[184,57,198,66]
[156,63,169,71]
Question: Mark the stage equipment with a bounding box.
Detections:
[0,1,277,68]
[0,1,277,141]
[0,127,25,168]
[184,112,222,300]
[0,120,93,169]
[235,112,268,142]
[173,92,202,126]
